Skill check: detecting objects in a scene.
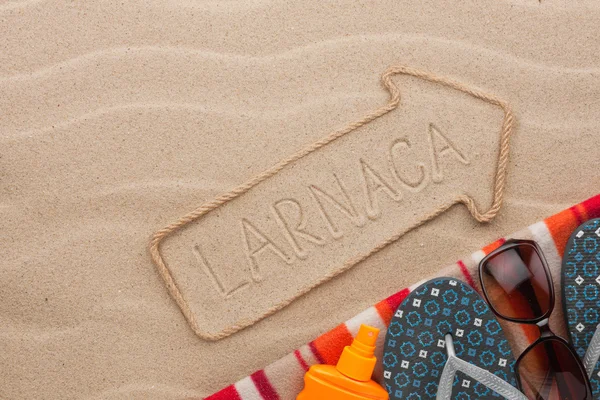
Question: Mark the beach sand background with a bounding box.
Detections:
[1,0,599,398]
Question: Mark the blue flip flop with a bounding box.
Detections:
[383,277,525,399]
[562,218,600,398]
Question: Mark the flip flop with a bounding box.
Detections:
[383,277,525,399]
[562,218,600,398]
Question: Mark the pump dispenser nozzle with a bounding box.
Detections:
[336,325,379,381]
[297,324,388,400]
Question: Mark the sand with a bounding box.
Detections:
[1,0,599,398]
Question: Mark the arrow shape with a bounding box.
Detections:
[150,65,515,341]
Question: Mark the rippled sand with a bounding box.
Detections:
[1,0,599,398]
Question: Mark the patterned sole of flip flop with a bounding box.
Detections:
[382,277,519,399]
[562,218,600,397]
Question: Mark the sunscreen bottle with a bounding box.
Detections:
[297,324,389,400]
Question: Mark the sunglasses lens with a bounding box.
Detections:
[517,338,591,400]
[481,243,551,320]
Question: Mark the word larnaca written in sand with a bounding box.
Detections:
[197,123,468,295]
[153,66,514,340]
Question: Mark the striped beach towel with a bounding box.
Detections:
[207,194,600,400]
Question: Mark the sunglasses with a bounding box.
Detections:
[479,239,593,400]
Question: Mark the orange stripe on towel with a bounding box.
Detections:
[545,208,580,256]
[310,323,354,366]
[482,238,506,255]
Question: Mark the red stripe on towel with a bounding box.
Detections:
[573,204,586,225]
[457,260,476,288]
[205,385,241,400]
[375,288,410,324]
[294,349,310,372]
[251,370,279,400]
[581,194,600,219]
[385,287,411,311]
[308,341,325,365]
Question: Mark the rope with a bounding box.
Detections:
[149,65,515,341]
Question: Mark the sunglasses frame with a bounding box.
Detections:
[479,239,555,324]
[478,239,593,398]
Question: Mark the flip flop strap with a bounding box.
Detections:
[584,323,600,378]
[436,355,527,400]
